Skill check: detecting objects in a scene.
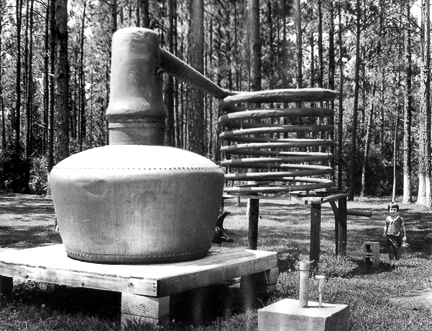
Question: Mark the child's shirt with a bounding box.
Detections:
[385,215,404,236]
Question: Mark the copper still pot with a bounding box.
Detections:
[49,28,225,263]
[49,145,224,263]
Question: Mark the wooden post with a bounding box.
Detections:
[310,203,321,266]
[0,276,13,306]
[329,200,339,256]
[338,197,347,256]
[247,198,260,250]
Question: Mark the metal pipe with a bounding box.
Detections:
[160,48,235,99]
[316,275,325,308]
[299,261,310,308]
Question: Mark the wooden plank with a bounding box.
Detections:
[0,245,277,298]
[218,107,333,124]
[347,210,372,217]
[156,250,277,297]
[0,259,157,296]
[310,203,322,266]
[247,198,260,250]
[329,201,340,256]
[223,88,338,104]
[338,197,348,256]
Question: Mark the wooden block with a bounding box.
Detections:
[256,283,278,296]
[0,276,13,305]
[254,267,279,285]
[258,298,349,331]
[362,242,380,266]
[121,293,169,327]
[240,275,256,310]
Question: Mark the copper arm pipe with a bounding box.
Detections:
[160,48,236,100]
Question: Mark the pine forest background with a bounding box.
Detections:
[0,0,431,206]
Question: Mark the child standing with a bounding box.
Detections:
[383,202,406,268]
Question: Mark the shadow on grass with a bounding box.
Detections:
[0,225,62,248]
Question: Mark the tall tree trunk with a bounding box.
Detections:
[348,0,361,200]
[164,0,175,147]
[54,0,70,164]
[79,1,86,151]
[112,0,118,35]
[328,0,336,183]
[392,103,401,202]
[310,31,314,87]
[26,0,35,180]
[15,0,23,155]
[43,0,50,155]
[360,83,376,197]
[248,0,261,92]
[337,0,344,190]
[48,0,55,172]
[417,0,431,207]
[295,0,302,88]
[0,5,5,150]
[137,0,149,28]
[402,0,413,204]
[187,0,205,155]
[318,0,323,88]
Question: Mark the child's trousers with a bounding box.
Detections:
[387,235,403,260]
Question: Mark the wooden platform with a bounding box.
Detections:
[0,244,278,327]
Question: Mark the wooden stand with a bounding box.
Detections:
[0,244,277,328]
[239,193,350,266]
[363,241,380,267]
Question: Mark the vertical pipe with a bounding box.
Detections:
[299,261,310,308]
[316,275,325,307]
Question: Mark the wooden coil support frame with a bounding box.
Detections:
[219,88,338,196]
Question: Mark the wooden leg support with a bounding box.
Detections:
[121,293,169,329]
[240,267,279,309]
[310,203,322,266]
[338,197,347,256]
[254,267,279,295]
[0,276,13,306]
[247,198,260,250]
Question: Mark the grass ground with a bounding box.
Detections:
[1,194,432,330]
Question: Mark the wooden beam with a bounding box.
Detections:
[329,201,339,256]
[310,203,322,266]
[338,197,347,256]
[247,198,260,250]
[347,210,372,217]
